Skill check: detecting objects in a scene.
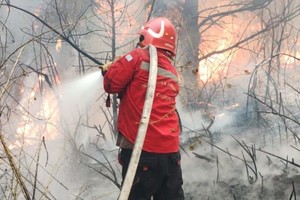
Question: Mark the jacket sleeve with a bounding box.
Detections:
[103,50,139,94]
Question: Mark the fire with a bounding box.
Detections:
[12,71,60,149]
[53,62,62,85]
[33,6,42,30]
[56,38,62,52]
[14,89,59,148]
[281,50,300,68]
[94,0,140,46]
[198,39,234,83]
[34,6,42,17]
[197,2,263,83]
[198,63,211,82]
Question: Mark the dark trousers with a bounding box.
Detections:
[119,149,185,200]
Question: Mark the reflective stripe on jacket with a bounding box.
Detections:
[103,47,180,153]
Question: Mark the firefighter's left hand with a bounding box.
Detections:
[101,61,113,72]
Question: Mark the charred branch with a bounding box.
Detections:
[0,3,104,66]
[233,136,258,184]
[256,148,300,168]
[247,92,300,126]
[192,152,214,162]
[0,133,31,199]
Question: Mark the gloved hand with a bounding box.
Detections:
[101,61,113,72]
[100,61,113,76]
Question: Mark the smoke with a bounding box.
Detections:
[3,0,300,199]
[180,119,300,200]
[1,0,122,198]
[14,70,120,200]
[178,90,300,200]
[176,55,300,200]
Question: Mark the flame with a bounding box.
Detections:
[14,90,59,148]
[12,72,60,149]
[215,103,240,119]
[56,38,62,52]
[198,63,211,82]
[198,39,233,83]
[197,3,263,83]
[53,62,62,85]
[34,6,42,17]
[281,50,300,68]
[197,7,300,84]
[33,6,42,30]
[94,0,139,45]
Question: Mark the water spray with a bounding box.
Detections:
[57,70,103,116]
[117,45,158,200]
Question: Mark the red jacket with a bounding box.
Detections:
[103,47,180,153]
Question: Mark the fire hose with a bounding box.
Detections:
[117,44,158,200]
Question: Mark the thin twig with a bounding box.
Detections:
[0,133,31,199]
[1,3,104,66]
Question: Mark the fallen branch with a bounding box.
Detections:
[0,133,31,199]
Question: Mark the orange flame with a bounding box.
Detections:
[56,38,62,52]
[15,90,59,148]
[198,40,233,83]
[281,50,300,68]
[13,72,60,149]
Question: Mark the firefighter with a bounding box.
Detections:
[102,17,184,200]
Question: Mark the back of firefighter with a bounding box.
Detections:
[102,17,184,200]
